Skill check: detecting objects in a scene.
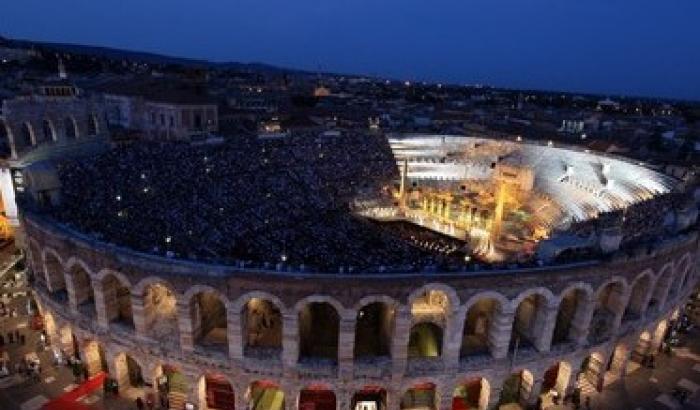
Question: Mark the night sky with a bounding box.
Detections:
[2,0,699,100]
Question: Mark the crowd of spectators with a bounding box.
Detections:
[54,131,447,273]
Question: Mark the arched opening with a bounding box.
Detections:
[355,302,394,360]
[243,298,282,358]
[113,353,144,391]
[59,325,77,357]
[39,119,55,143]
[69,264,95,317]
[64,117,78,139]
[154,365,188,409]
[605,343,629,381]
[17,122,34,151]
[590,281,625,343]
[352,386,387,410]
[87,114,99,136]
[512,293,548,351]
[190,291,228,352]
[299,385,336,410]
[461,298,500,358]
[452,378,489,410]
[142,283,179,348]
[198,373,235,410]
[624,275,652,321]
[103,274,133,328]
[298,302,339,363]
[248,380,285,410]
[552,289,588,345]
[0,120,11,157]
[498,370,533,407]
[408,322,443,358]
[44,252,66,301]
[401,383,437,410]
[540,362,571,407]
[83,340,108,376]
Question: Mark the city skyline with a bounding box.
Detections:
[2,0,700,101]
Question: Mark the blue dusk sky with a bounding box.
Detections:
[2,0,699,100]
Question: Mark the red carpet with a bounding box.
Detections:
[43,372,107,410]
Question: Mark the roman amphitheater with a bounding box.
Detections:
[21,134,700,410]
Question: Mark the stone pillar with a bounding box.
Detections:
[177,300,195,354]
[533,304,558,353]
[235,388,247,410]
[610,291,630,336]
[337,388,352,410]
[487,382,502,410]
[228,307,243,360]
[437,382,451,410]
[391,306,411,378]
[282,384,298,410]
[488,305,514,359]
[131,295,148,340]
[282,312,298,375]
[387,387,402,410]
[338,314,355,379]
[443,310,461,372]
[571,296,594,346]
[94,281,109,330]
[65,272,79,315]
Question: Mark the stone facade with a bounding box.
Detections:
[25,211,699,410]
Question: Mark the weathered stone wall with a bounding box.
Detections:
[26,211,699,410]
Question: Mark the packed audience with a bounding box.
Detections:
[55,132,446,273]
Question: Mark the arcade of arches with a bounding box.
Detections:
[29,240,696,410]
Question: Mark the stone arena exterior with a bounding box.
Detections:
[24,210,699,410]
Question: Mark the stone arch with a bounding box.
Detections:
[186,285,229,352]
[237,292,284,358]
[352,386,387,410]
[541,361,572,401]
[65,257,96,317]
[551,283,593,346]
[498,369,534,407]
[42,247,65,295]
[624,270,654,320]
[38,118,56,144]
[82,339,108,376]
[590,277,629,343]
[354,296,398,360]
[113,351,145,390]
[135,277,179,347]
[297,296,341,363]
[511,287,555,351]
[97,269,134,328]
[233,291,287,314]
[247,380,285,410]
[510,287,556,310]
[0,119,12,157]
[64,116,78,139]
[460,291,508,358]
[197,372,236,410]
[298,384,336,410]
[452,377,490,410]
[401,381,439,410]
[294,295,346,316]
